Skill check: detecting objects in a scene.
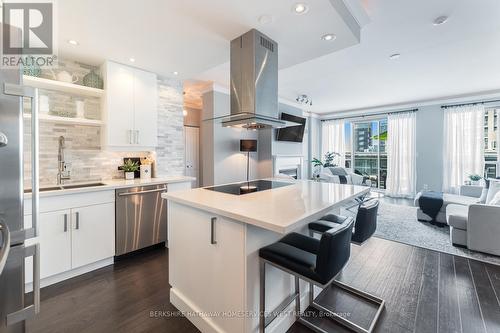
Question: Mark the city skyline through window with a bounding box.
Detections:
[344,119,387,190]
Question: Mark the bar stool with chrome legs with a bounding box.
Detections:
[309,200,379,245]
[258,217,384,333]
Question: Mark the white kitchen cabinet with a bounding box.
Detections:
[168,202,246,333]
[103,61,134,147]
[102,61,158,149]
[72,203,115,268]
[132,68,158,147]
[24,190,115,287]
[23,210,72,282]
[39,209,73,278]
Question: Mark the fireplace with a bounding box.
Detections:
[273,155,303,180]
[278,167,299,179]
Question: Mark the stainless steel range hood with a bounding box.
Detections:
[217,29,300,129]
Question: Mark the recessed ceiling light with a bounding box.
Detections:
[173,71,179,76]
[129,58,135,63]
[433,15,448,25]
[321,34,336,41]
[258,14,274,24]
[67,40,79,45]
[389,53,401,60]
[293,3,309,15]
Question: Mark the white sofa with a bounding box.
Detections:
[414,185,482,224]
[446,185,500,256]
[319,167,369,186]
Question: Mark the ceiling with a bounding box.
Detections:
[59,0,500,114]
[194,0,500,113]
[57,0,364,77]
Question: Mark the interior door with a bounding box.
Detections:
[71,203,115,268]
[184,126,199,187]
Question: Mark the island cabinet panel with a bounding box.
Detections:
[168,201,246,333]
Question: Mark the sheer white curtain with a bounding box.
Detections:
[322,119,345,166]
[386,112,417,198]
[498,108,500,177]
[443,104,485,194]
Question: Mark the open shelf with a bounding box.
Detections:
[23,113,104,126]
[23,75,104,97]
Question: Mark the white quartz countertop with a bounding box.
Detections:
[162,179,370,234]
[25,176,195,198]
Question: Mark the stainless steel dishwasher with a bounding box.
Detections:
[115,184,167,255]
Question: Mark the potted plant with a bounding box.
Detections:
[122,159,139,180]
[468,174,483,186]
[311,152,341,179]
[323,152,341,167]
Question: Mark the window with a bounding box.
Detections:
[344,119,387,190]
[484,108,499,178]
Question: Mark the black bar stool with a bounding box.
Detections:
[258,217,384,333]
[309,200,379,245]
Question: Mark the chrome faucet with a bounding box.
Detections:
[57,136,71,185]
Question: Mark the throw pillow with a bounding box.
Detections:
[489,191,500,206]
[486,179,500,205]
[478,187,489,204]
[329,167,348,176]
[477,179,490,204]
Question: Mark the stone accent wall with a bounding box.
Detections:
[155,77,185,177]
[23,60,184,186]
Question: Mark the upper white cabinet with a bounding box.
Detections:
[102,61,158,149]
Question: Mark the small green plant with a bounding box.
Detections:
[312,157,323,168]
[122,159,139,172]
[311,152,341,168]
[468,174,482,182]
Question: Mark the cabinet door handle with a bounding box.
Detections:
[136,130,140,144]
[210,217,217,245]
[128,129,132,144]
[75,212,80,230]
[63,214,68,232]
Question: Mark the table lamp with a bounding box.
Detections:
[240,140,257,191]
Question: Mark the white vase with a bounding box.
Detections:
[125,172,134,180]
[75,99,85,118]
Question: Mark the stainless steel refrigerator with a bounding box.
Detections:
[0,64,41,331]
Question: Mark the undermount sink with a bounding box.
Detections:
[62,182,106,190]
[24,182,106,193]
[24,186,63,193]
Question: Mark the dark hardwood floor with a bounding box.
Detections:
[289,238,500,333]
[26,238,500,333]
[26,247,199,333]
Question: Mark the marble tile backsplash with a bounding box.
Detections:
[23,59,185,187]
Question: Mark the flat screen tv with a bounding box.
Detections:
[276,112,306,142]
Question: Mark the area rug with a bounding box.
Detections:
[372,202,500,266]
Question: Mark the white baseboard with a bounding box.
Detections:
[170,288,225,333]
[170,287,314,333]
[25,257,114,292]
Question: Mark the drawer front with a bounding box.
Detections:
[24,190,115,215]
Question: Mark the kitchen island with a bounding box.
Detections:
[162,179,369,333]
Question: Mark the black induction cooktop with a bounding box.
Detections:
[204,180,292,195]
